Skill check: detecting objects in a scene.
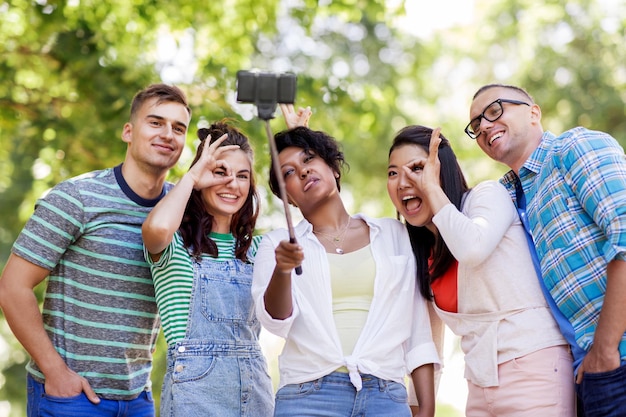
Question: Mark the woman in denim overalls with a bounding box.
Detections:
[143,122,274,416]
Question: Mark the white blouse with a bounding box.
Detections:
[252,214,440,390]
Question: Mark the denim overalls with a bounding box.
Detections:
[160,257,274,417]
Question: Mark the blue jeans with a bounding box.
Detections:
[575,362,626,417]
[27,374,154,417]
[274,371,411,417]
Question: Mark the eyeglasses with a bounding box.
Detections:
[465,99,530,139]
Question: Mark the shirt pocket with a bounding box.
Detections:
[377,255,413,293]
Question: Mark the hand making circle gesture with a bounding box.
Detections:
[188,133,241,190]
[402,127,442,193]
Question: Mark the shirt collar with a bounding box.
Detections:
[500,131,557,199]
[522,131,556,175]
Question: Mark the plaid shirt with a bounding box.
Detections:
[501,127,626,362]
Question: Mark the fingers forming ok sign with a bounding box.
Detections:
[401,127,442,191]
[188,133,241,190]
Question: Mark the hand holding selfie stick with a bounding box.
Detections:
[264,121,302,275]
[236,70,302,275]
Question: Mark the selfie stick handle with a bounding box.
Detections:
[264,119,303,275]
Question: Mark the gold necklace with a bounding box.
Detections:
[313,217,351,254]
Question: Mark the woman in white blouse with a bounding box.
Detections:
[252,120,440,417]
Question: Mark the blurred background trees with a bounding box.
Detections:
[0,0,624,415]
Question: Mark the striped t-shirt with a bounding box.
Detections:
[12,165,166,400]
[147,232,261,346]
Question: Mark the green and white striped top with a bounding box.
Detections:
[147,232,261,346]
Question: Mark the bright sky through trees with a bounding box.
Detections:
[393,0,475,38]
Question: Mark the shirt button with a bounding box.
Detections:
[177,346,186,353]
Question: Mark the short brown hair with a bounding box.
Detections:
[472,84,534,103]
[129,83,191,121]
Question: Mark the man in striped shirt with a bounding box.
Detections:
[0,84,191,416]
[465,83,626,417]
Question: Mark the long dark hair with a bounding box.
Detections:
[269,126,348,199]
[179,120,259,262]
[388,125,469,300]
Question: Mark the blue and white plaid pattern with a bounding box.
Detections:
[501,127,626,360]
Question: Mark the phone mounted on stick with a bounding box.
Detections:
[236,70,302,275]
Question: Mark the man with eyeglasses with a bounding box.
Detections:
[466,83,626,417]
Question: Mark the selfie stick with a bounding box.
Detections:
[254,84,303,275]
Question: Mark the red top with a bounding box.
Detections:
[430,260,458,313]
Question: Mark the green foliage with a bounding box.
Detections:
[0,0,625,415]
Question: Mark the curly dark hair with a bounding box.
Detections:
[269,126,348,199]
[388,125,469,300]
[179,120,259,262]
